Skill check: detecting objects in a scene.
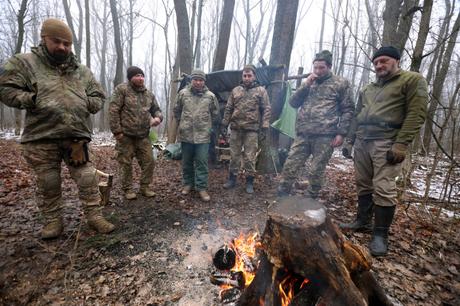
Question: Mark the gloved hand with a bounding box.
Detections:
[342,140,353,159]
[386,143,408,165]
[68,139,89,167]
[220,125,228,137]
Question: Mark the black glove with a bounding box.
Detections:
[220,125,228,137]
[342,141,353,159]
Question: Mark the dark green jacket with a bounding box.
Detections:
[0,45,105,143]
[351,70,428,144]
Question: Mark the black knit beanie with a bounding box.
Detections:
[127,66,144,80]
[372,46,401,62]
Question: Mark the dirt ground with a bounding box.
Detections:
[0,138,458,306]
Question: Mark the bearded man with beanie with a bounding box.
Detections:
[109,66,163,200]
[340,46,428,256]
[173,70,220,202]
[0,18,115,238]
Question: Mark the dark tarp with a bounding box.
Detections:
[178,65,284,94]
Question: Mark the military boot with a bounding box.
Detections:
[41,218,64,239]
[245,176,254,194]
[141,187,156,197]
[339,194,373,232]
[223,172,237,189]
[199,190,211,202]
[182,185,192,195]
[125,190,137,200]
[86,211,115,234]
[369,205,395,256]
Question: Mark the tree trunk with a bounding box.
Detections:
[85,0,90,68]
[212,0,235,71]
[318,0,327,52]
[128,0,134,67]
[410,0,433,72]
[174,0,193,74]
[194,0,203,68]
[110,0,124,87]
[62,0,82,60]
[239,196,393,306]
[167,60,180,144]
[422,9,460,154]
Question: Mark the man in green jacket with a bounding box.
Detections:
[221,65,271,194]
[109,66,163,200]
[174,70,220,202]
[341,46,428,256]
[0,18,115,239]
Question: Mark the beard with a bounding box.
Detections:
[50,51,70,63]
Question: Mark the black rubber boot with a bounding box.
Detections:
[245,176,254,194]
[339,194,374,232]
[369,205,396,257]
[223,172,237,189]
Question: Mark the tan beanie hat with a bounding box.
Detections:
[41,18,73,42]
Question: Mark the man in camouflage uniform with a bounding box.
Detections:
[174,70,220,202]
[341,46,428,256]
[221,65,271,194]
[277,50,354,198]
[0,18,115,239]
[109,66,163,200]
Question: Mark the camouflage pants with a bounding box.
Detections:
[354,138,401,207]
[229,130,259,175]
[22,140,101,222]
[115,136,154,192]
[280,135,334,197]
[181,142,209,191]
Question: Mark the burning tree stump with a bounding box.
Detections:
[238,196,393,306]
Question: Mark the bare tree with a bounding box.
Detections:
[212,0,235,71]
[410,0,433,72]
[193,0,203,68]
[174,0,193,74]
[62,0,83,60]
[110,0,124,87]
[318,0,327,52]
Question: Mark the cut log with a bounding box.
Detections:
[238,195,393,306]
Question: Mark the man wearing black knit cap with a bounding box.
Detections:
[109,66,163,200]
[340,46,428,256]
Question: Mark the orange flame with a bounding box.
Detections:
[229,232,261,287]
[279,274,309,306]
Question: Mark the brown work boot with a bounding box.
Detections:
[125,190,137,200]
[182,185,192,195]
[87,214,115,234]
[141,187,156,197]
[199,190,211,202]
[41,218,64,239]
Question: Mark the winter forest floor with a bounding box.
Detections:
[0,134,459,306]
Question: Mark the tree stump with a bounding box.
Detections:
[238,195,393,306]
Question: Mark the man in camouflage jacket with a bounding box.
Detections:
[221,65,271,194]
[0,18,114,239]
[340,46,428,256]
[173,70,220,202]
[109,66,163,200]
[277,50,354,198]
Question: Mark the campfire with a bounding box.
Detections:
[210,196,394,306]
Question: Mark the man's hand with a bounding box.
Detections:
[150,117,161,127]
[114,133,124,141]
[386,143,408,165]
[304,73,318,86]
[331,134,344,148]
[220,125,228,137]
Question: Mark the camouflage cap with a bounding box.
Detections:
[314,50,333,65]
[41,18,73,42]
[243,64,256,73]
[191,69,206,80]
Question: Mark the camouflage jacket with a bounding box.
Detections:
[289,73,354,136]
[0,44,105,143]
[109,82,163,138]
[173,85,220,144]
[222,82,271,131]
[349,70,428,144]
